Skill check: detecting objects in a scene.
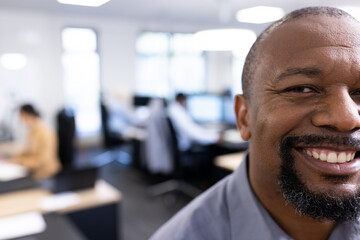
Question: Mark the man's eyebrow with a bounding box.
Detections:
[276,67,322,83]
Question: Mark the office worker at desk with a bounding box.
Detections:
[9,104,61,179]
[168,93,223,152]
[151,7,360,240]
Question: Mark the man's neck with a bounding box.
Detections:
[265,197,335,240]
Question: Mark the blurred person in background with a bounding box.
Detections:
[168,93,223,152]
[106,91,145,139]
[10,104,61,179]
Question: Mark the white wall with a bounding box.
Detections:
[0,9,141,127]
[0,10,61,125]
[206,51,233,93]
[0,8,266,133]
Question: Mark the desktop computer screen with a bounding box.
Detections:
[187,94,223,123]
[133,95,152,107]
[223,96,237,126]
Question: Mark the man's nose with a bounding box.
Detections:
[311,89,360,132]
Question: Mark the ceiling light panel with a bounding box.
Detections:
[194,29,256,52]
[236,6,285,24]
[0,53,28,70]
[57,0,110,7]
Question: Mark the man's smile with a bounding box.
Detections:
[303,148,356,163]
[295,147,360,175]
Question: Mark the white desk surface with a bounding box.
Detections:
[222,129,244,144]
[0,141,23,156]
[0,161,28,181]
[0,180,122,218]
[214,152,245,171]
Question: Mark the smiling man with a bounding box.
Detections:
[150,7,360,240]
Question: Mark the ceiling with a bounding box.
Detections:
[0,0,360,26]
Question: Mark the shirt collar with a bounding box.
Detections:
[226,152,290,239]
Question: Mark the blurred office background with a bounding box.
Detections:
[0,1,359,239]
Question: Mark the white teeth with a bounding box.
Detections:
[347,153,352,162]
[327,152,337,163]
[320,153,327,161]
[338,152,346,163]
[305,150,356,163]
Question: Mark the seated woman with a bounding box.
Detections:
[11,104,61,179]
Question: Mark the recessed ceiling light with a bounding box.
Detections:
[0,53,28,70]
[0,53,27,70]
[236,6,285,24]
[194,29,256,52]
[57,0,110,7]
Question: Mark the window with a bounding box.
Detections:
[136,32,206,98]
[62,27,101,137]
[232,55,245,95]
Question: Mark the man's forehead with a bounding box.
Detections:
[249,15,360,84]
[242,14,360,101]
[260,15,360,57]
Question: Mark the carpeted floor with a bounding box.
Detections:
[75,146,195,240]
[75,143,231,240]
[99,162,192,240]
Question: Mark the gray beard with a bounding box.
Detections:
[279,135,360,222]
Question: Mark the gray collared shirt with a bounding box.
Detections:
[150,153,360,240]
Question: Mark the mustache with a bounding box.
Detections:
[281,135,360,150]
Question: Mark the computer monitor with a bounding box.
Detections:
[187,94,223,123]
[47,167,98,194]
[223,96,237,126]
[0,123,12,142]
[133,95,152,107]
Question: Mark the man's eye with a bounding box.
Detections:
[283,86,316,93]
[351,89,360,95]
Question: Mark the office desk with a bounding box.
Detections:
[0,141,23,156]
[216,129,248,153]
[0,180,122,240]
[10,214,86,240]
[214,152,245,171]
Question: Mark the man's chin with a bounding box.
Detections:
[282,182,360,222]
[279,135,360,222]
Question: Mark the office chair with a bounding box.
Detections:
[93,101,130,166]
[56,108,76,170]
[147,116,203,199]
[100,102,124,149]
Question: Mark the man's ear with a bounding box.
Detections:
[234,94,251,140]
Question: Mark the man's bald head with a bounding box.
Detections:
[241,6,356,100]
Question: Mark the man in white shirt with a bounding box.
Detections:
[168,93,223,152]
